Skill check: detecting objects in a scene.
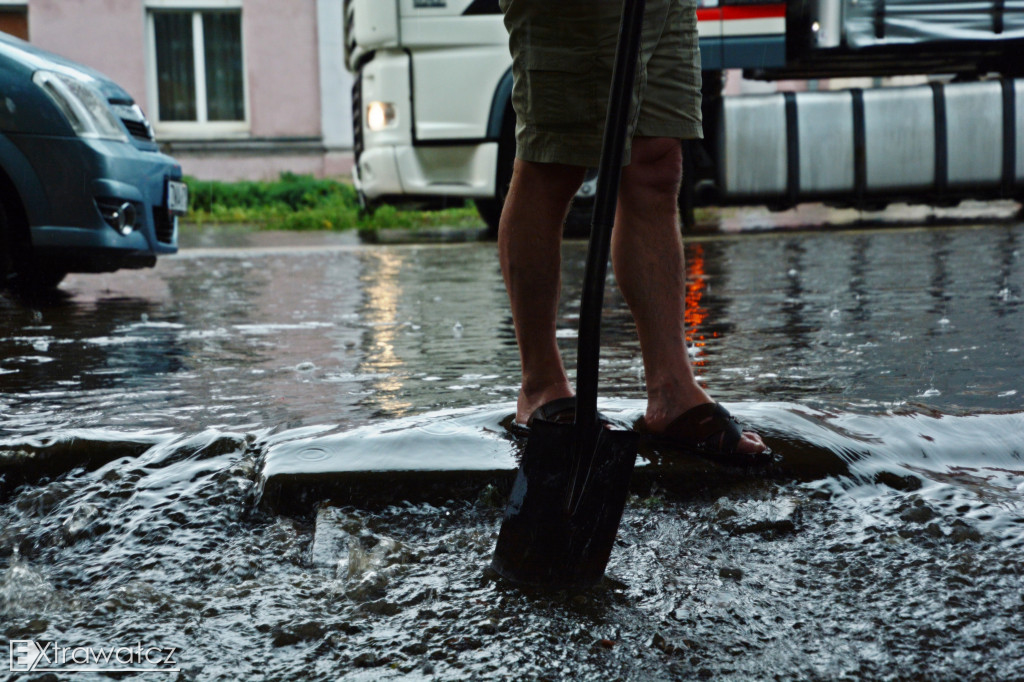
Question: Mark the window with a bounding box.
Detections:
[147,4,247,134]
[0,1,28,40]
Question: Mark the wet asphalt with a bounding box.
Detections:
[1,207,1023,680]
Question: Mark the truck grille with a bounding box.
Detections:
[352,73,363,163]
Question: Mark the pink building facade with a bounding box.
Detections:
[3,0,354,180]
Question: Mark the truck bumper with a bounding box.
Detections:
[354,142,499,203]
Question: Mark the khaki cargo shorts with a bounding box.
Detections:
[499,0,703,168]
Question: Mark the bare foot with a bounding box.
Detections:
[732,430,768,455]
[515,381,573,426]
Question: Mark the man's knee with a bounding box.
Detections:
[511,159,587,204]
[624,137,683,198]
[501,160,587,236]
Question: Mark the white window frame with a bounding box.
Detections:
[145,0,250,138]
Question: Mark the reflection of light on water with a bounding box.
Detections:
[360,251,412,416]
[684,243,711,367]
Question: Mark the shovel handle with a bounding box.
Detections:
[575,0,646,431]
[569,0,646,512]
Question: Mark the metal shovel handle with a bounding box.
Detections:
[568,0,647,510]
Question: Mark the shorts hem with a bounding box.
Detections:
[516,123,704,167]
[516,129,603,167]
[636,121,704,141]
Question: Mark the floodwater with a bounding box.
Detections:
[1,220,1023,680]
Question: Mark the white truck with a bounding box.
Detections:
[344,0,1024,232]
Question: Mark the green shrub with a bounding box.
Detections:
[183,173,484,232]
[186,173,357,213]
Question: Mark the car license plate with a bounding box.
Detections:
[166,180,189,215]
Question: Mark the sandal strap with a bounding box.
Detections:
[662,402,743,455]
[527,397,612,428]
[528,397,578,426]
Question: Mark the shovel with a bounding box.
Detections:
[491,0,646,589]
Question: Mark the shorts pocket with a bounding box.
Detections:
[520,47,601,129]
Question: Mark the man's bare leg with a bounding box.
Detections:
[612,137,765,453]
[499,158,587,425]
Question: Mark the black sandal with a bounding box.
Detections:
[527,396,579,426]
[508,397,610,438]
[639,402,772,467]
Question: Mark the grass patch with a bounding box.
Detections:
[184,173,484,232]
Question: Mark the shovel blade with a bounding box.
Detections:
[490,418,638,589]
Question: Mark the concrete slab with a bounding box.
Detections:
[0,430,166,500]
[255,401,813,514]
[257,402,1024,515]
[257,405,521,513]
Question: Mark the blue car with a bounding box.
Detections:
[0,31,186,289]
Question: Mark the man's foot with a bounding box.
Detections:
[515,382,574,426]
[640,402,770,466]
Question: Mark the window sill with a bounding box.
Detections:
[152,122,251,139]
[158,136,326,155]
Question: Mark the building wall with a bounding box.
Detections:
[29,0,326,139]
[16,0,355,181]
[174,147,353,181]
[317,0,350,150]
[29,0,148,104]
[244,0,320,139]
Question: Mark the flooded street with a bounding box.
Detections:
[2,220,1023,680]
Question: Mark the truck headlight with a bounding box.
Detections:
[32,70,128,142]
[366,101,396,131]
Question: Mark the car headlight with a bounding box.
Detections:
[32,70,128,142]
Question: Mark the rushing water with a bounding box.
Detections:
[1,221,1023,680]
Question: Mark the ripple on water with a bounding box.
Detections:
[2,226,1024,678]
[1,407,1022,680]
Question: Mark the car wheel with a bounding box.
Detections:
[475,112,597,240]
[475,107,517,239]
[0,193,66,291]
[563,169,598,238]
[474,196,503,239]
[19,265,67,290]
[0,192,18,286]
